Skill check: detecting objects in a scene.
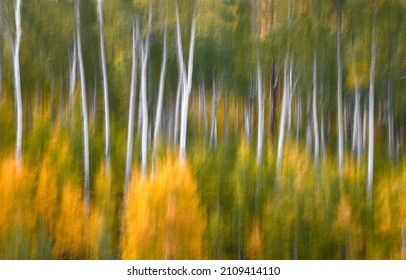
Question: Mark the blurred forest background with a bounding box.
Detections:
[0,0,406,259]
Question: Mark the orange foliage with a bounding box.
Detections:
[35,159,58,234]
[53,183,102,259]
[0,156,36,258]
[122,157,206,259]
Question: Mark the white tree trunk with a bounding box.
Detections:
[312,53,319,166]
[176,6,197,164]
[210,81,218,150]
[337,4,344,175]
[76,0,90,214]
[152,28,167,175]
[69,40,77,104]
[140,9,152,178]
[367,22,376,207]
[351,39,362,165]
[276,58,289,179]
[173,79,181,146]
[256,59,264,166]
[12,0,23,166]
[296,93,301,145]
[124,26,138,195]
[97,0,110,168]
[244,98,251,141]
[363,98,367,152]
[202,81,208,140]
[387,81,394,160]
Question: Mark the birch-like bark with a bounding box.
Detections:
[363,98,367,152]
[124,25,138,195]
[367,21,376,207]
[244,98,251,141]
[202,81,208,139]
[306,94,312,153]
[210,80,218,150]
[97,0,110,168]
[387,80,394,159]
[75,0,90,214]
[312,53,319,166]
[276,58,289,179]
[296,93,301,145]
[140,8,152,178]
[152,28,167,174]
[173,79,181,146]
[12,0,23,166]
[269,67,278,143]
[256,59,264,166]
[350,36,362,165]
[287,65,293,136]
[336,3,344,175]
[176,5,197,164]
[198,80,202,133]
[69,40,77,104]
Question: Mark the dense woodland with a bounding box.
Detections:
[0,0,406,259]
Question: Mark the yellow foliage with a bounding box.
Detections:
[0,156,36,258]
[53,183,102,259]
[246,218,264,260]
[279,142,314,193]
[335,197,352,229]
[122,157,206,259]
[35,159,58,233]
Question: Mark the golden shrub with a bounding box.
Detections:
[53,183,102,259]
[122,157,206,259]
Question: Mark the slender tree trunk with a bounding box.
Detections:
[336,3,344,175]
[97,0,110,169]
[69,40,77,104]
[140,9,152,178]
[198,79,202,133]
[306,93,312,153]
[173,79,181,146]
[387,80,394,160]
[312,53,319,166]
[296,93,301,145]
[276,58,289,180]
[12,0,23,166]
[210,80,218,150]
[202,81,208,140]
[152,28,167,175]
[351,36,362,166]
[176,5,196,164]
[367,20,376,208]
[124,25,138,196]
[269,66,278,143]
[244,97,251,141]
[287,64,293,136]
[256,59,264,166]
[75,0,90,214]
